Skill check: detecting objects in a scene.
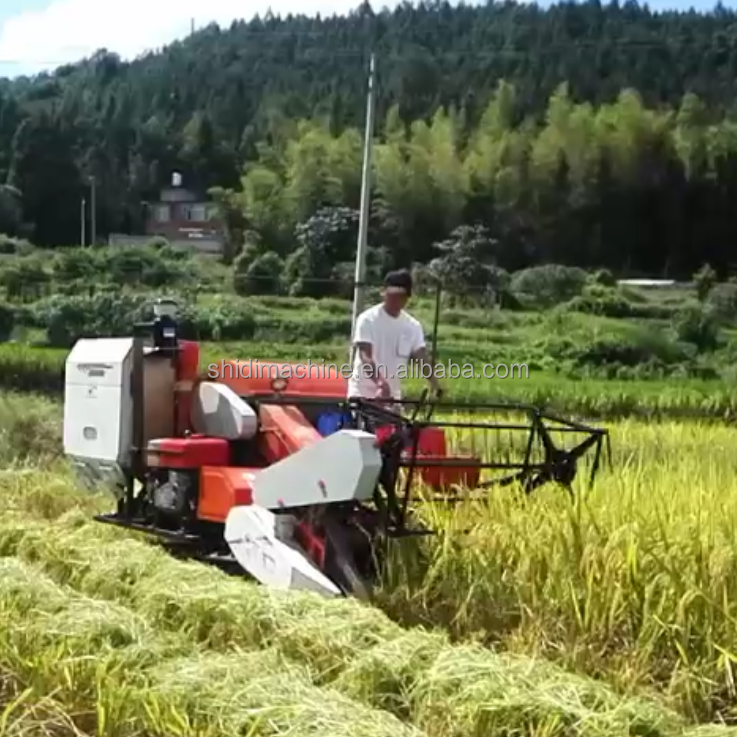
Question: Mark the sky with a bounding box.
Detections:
[0,0,732,79]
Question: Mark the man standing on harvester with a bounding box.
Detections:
[348,269,441,401]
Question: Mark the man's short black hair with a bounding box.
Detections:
[384,268,413,295]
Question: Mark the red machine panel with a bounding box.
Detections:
[216,360,348,399]
[197,466,257,523]
[146,435,230,469]
[375,425,480,490]
[257,404,322,463]
[175,340,200,435]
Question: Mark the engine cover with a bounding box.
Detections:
[146,436,230,469]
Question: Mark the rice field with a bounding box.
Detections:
[2,393,737,735]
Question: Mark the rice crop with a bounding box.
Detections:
[1,393,737,733]
[380,419,737,722]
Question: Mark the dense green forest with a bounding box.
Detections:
[3,0,737,278]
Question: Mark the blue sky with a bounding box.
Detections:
[0,0,732,79]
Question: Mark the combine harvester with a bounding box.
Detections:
[62,299,610,600]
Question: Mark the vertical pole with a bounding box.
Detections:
[80,197,86,246]
[430,279,441,367]
[90,175,97,246]
[350,52,376,353]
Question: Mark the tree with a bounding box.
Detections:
[286,206,360,297]
[427,224,508,305]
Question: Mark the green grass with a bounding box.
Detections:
[0,249,732,419]
[2,340,737,420]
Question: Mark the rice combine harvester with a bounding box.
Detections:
[62,299,610,600]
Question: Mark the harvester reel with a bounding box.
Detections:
[368,393,610,504]
[519,421,607,497]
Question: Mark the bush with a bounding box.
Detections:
[589,269,617,288]
[566,284,634,318]
[672,304,720,351]
[566,284,675,320]
[52,248,103,285]
[550,329,691,368]
[234,251,284,296]
[705,282,737,323]
[0,258,50,301]
[105,245,190,288]
[34,293,151,347]
[0,234,33,255]
[511,265,588,308]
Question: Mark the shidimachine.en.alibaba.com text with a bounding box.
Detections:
[207,359,530,380]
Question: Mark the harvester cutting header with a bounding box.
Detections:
[62,297,610,600]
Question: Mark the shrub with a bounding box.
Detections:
[511,265,588,308]
[566,284,634,318]
[105,245,190,288]
[234,251,284,296]
[33,293,151,347]
[705,282,737,323]
[566,284,675,320]
[0,234,33,255]
[0,258,50,301]
[672,304,720,351]
[588,268,617,287]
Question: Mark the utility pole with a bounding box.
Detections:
[89,176,96,246]
[80,197,86,246]
[350,51,376,350]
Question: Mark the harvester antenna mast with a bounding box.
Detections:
[350,50,377,356]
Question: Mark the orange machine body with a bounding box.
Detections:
[193,401,324,523]
[214,360,348,399]
[175,340,200,435]
[256,403,323,463]
[149,351,478,525]
[197,466,258,523]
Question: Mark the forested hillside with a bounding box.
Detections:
[3,0,737,278]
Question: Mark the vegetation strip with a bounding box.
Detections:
[0,496,724,737]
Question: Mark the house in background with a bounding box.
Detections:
[142,178,223,254]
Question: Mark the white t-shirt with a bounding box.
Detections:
[348,304,426,399]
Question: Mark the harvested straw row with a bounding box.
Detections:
[0,555,426,737]
[0,666,95,737]
[0,511,707,737]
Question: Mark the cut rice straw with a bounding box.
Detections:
[0,514,703,737]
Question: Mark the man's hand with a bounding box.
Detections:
[376,377,392,399]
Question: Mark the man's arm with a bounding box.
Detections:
[355,341,379,381]
[354,314,389,392]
